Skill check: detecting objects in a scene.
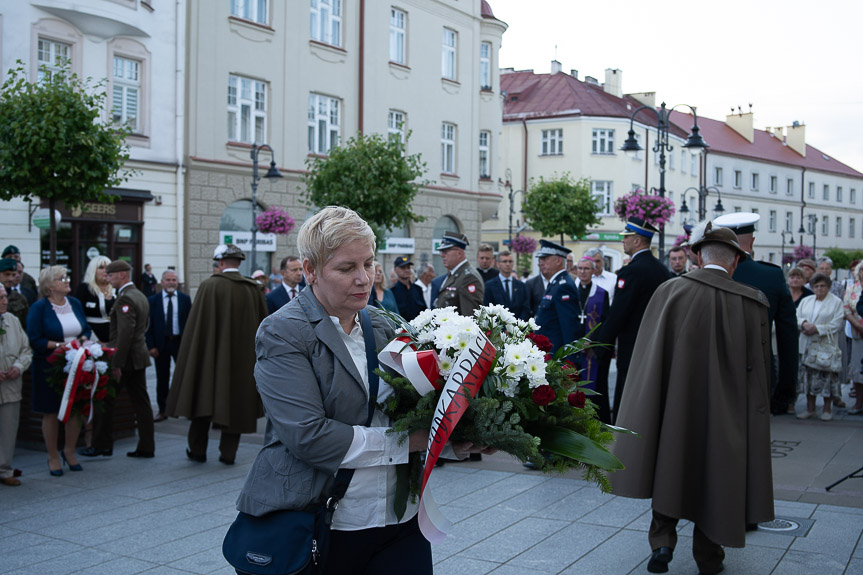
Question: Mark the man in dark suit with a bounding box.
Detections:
[597,217,672,423]
[12,263,37,305]
[534,240,580,354]
[82,259,155,458]
[390,256,426,321]
[714,212,799,415]
[146,270,191,422]
[141,264,158,297]
[430,272,447,306]
[668,246,688,277]
[2,245,37,295]
[476,243,499,283]
[484,250,531,320]
[266,255,304,315]
[525,272,545,317]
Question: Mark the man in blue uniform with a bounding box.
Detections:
[534,240,580,354]
[597,217,672,423]
[714,212,799,415]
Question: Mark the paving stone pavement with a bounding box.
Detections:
[2,373,862,574]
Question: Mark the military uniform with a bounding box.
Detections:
[435,261,484,315]
[92,262,154,456]
[536,269,581,354]
[6,291,29,329]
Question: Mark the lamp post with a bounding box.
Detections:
[798,214,817,260]
[780,230,795,268]
[620,102,709,260]
[504,168,525,247]
[679,185,726,223]
[249,143,283,272]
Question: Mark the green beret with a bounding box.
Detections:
[0,258,17,272]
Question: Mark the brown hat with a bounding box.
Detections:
[797,258,816,272]
[689,222,746,261]
[105,260,132,273]
[213,243,246,261]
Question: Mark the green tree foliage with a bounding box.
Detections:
[0,62,133,263]
[521,174,603,243]
[303,132,427,241]
[822,248,863,273]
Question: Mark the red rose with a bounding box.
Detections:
[561,361,580,382]
[531,385,556,406]
[527,333,553,353]
[94,388,107,401]
[568,391,586,408]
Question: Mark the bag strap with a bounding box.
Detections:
[327,308,381,505]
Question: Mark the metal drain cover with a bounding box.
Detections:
[758,518,800,531]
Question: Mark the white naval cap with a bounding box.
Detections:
[712,212,760,235]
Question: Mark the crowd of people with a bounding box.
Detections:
[2,207,863,573]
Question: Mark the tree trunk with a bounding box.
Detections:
[49,198,57,265]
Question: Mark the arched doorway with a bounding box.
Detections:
[432,215,460,274]
[219,199,272,278]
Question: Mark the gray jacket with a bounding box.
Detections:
[236,287,395,516]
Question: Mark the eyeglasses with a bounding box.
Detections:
[56,277,70,283]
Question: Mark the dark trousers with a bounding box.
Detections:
[649,510,725,574]
[611,351,632,425]
[187,417,240,461]
[323,516,432,575]
[594,355,612,424]
[154,337,181,414]
[93,367,155,453]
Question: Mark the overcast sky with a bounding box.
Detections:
[490,0,863,174]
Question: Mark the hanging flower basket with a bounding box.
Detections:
[613,188,676,228]
[256,206,295,235]
[793,244,814,261]
[510,235,538,255]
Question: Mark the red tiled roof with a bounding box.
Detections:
[481,0,495,19]
[501,71,688,138]
[669,110,863,179]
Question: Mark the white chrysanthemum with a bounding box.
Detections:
[503,362,524,378]
[524,357,547,387]
[527,318,540,331]
[438,355,453,376]
[416,330,435,344]
[82,359,95,373]
[410,308,438,330]
[504,340,533,365]
[95,361,108,375]
[434,307,460,325]
[86,343,103,358]
[433,324,462,351]
[496,376,519,397]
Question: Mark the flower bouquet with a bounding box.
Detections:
[47,340,117,423]
[377,305,629,542]
[255,206,295,235]
[613,187,675,228]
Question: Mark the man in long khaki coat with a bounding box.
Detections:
[84,259,154,458]
[167,244,267,464]
[611,223,774,575]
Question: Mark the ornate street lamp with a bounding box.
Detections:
[679,185,725,222]
[621,102,708,259]
[780,230,795,268]
[249,143,282,272]
[504,168,525,247]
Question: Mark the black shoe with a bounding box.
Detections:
[699,565,724,575]
[469,453,482,461]
[647,546,673,573]
[126,450,155,458]
[186,449,206,463]
[78,447,113,458]
[745,522,758,532]
[218,456,235,465]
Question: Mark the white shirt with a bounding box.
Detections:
[282,282,299,300]
[448,259,468,275]
[162,291,180,334]
[593,270,618,304]
[703,264,728,273]
[329,315,414,530]
[542,269,567,291]
[415,279,432,308]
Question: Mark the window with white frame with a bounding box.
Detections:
[479,41,492,90]
[785,211,793,232]
[823,184,829,200]
[808,181,815,198]
[690,153,698,175]
[654,148,660,165]
[669,150,675,170]
[112,56,140,131]
[441,28,456,80]
[768,253,776,263]
[541,129,563,156]
[228,75,267,144]
[852,188,857,204]
[389,8,406,64]
[837,186,843,202]
[37,38,70,82]
[592,180,613,215]
[769,210,777,232]
[714,166,723,186]
[478,130,490,179]
[310,0,342,47]
[822,215,828,236]
[591,129,614,154]
[231,0,268,24]
[387,109,405,144]
[680,150,687,174]
[787,178,794,196]
[307,93,340,154]
[440,122,456,173]
[769,175,777,194]
[836,217,843,237]
[733,170,742,188]
[752,208,759,230]
[851,218,856,238]
[807,215,816,234]
[751,172,759,191]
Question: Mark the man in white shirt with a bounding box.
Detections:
[415,264,435,309]
[585,247,617,304]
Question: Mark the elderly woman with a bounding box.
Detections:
[786,267,814,308]
[75,256,115,343]
[1,286,33,486]
[796,272,845,421]
[236,207,483,574]
[27,266,91,475]
[844,262,863,414]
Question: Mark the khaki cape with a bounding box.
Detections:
[166,271,267,434]
[611,268,774,548]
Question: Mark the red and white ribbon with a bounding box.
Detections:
[378,336,442,396]
[57,345,87,424]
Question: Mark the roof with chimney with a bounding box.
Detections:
[669,110,863,179]
[500,69,689,139]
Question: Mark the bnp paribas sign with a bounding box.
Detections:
[379,237,415,254]
[219,231,277,252]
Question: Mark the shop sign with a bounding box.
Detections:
[379,237,415,254]
[32,208,62,229]
[578,232,622,241]
[219,231,277,252]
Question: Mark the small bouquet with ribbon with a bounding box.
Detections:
[377,305,629,543]
[47,340,117,423]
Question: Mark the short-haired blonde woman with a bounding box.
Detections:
[797,272,845,421]
[237,207,485,574]
[75,256,114,343]
[26,266,91,475]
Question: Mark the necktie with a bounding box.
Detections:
[166,293,174,336]
[503,278,511,301]
[291,288,297,300]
